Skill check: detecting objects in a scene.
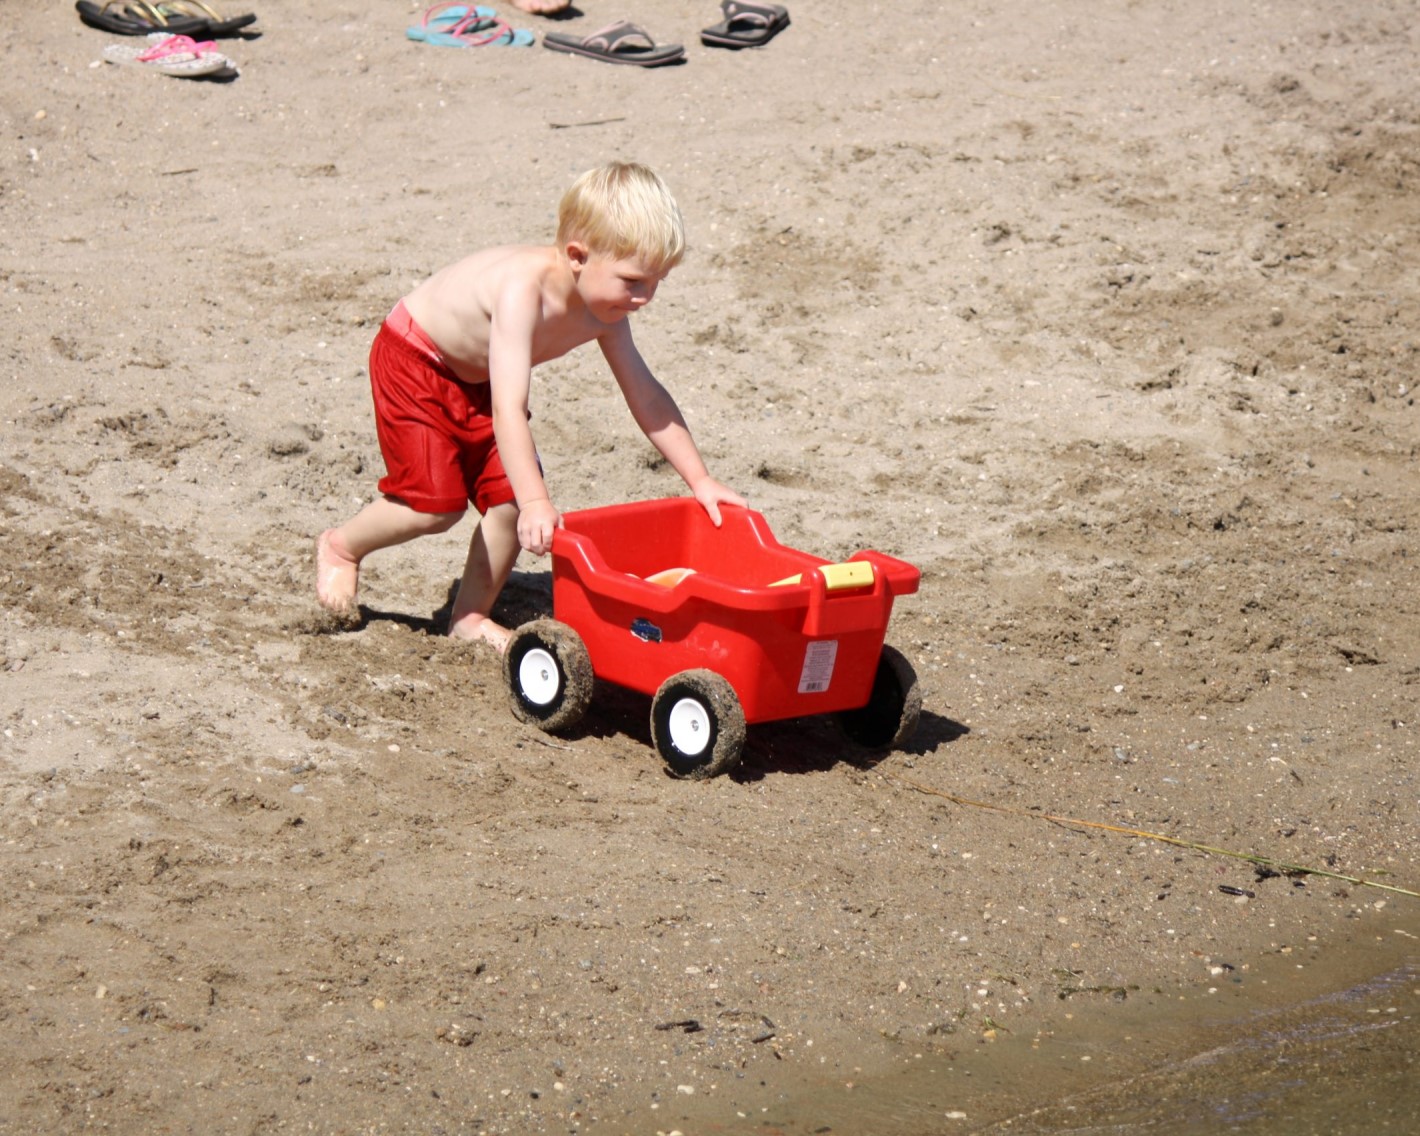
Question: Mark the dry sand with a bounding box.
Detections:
[3,1,1418,1132]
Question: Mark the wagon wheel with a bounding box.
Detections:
[835,645,921,751]
[504,619,593,735]
[650,669,746,780]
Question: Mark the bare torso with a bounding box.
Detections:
[400,245,604,385]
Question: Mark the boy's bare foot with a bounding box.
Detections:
[510,0,570,12]
[448,613,513,653]
[316,529,359,616]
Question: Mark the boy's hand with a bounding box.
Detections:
[517,498,561,555]
[692,478,748,527]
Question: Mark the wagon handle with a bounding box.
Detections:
[850,550,921,596]
[800,557,898,637]
[769,562,874,591]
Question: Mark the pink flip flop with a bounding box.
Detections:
[101,32,235,76]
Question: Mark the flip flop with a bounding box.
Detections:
[76,0,208,36]
[102,32,234,76]
[544,21,684,67]
[700,0,790,49]
[155,1,258,37]
[429,20,535,47]
[407,5,532,47]
[406,4,493,41]
[481,24,536,47]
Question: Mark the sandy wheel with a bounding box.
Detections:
[835,645,921,750]
[650,669,746,780]
[504,619,593,735]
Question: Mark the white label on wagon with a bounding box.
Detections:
[798,640,839,694]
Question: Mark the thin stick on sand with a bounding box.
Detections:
[886,771,1420,899]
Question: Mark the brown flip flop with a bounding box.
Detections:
[544,20,685,67]
[701,0,790,49]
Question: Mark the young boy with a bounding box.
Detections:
[316,162,745,651]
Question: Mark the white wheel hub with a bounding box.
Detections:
[667,697,712,756]
[518,647,561,706]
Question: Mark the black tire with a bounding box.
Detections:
[504,619,593,735]
[650,669,746,780]
[835,645,921,750]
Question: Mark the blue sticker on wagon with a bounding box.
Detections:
[630,618,663,643]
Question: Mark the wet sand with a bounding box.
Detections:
[705,927,1419,1134]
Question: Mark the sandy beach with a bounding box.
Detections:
[3,1,1418,1132]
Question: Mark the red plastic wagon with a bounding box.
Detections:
[502,498,921,778]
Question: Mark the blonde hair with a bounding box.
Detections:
[557,162,686,271]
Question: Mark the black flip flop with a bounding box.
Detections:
[158,0,258,37]
[76,0,209,36]
[544,21,685,67]
[701,0,790,49]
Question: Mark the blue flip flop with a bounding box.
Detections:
[424,22,535,47]
[467,22,535,47]
[490,26,535,47]
[405,4,493,43]
[407,4,533,47]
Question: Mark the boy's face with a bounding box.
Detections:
[569,245,671,323]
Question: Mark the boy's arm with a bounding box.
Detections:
[599,323,746,525]
[488,283,559,554]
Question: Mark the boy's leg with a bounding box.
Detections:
[317,496,463,615]
[447,502,520,650]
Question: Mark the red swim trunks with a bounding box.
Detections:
[368,302,516,515]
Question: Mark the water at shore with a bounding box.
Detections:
[962,956,1419,1135]
[672,927,1419,1134]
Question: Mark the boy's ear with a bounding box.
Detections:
[565,240,590,270]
